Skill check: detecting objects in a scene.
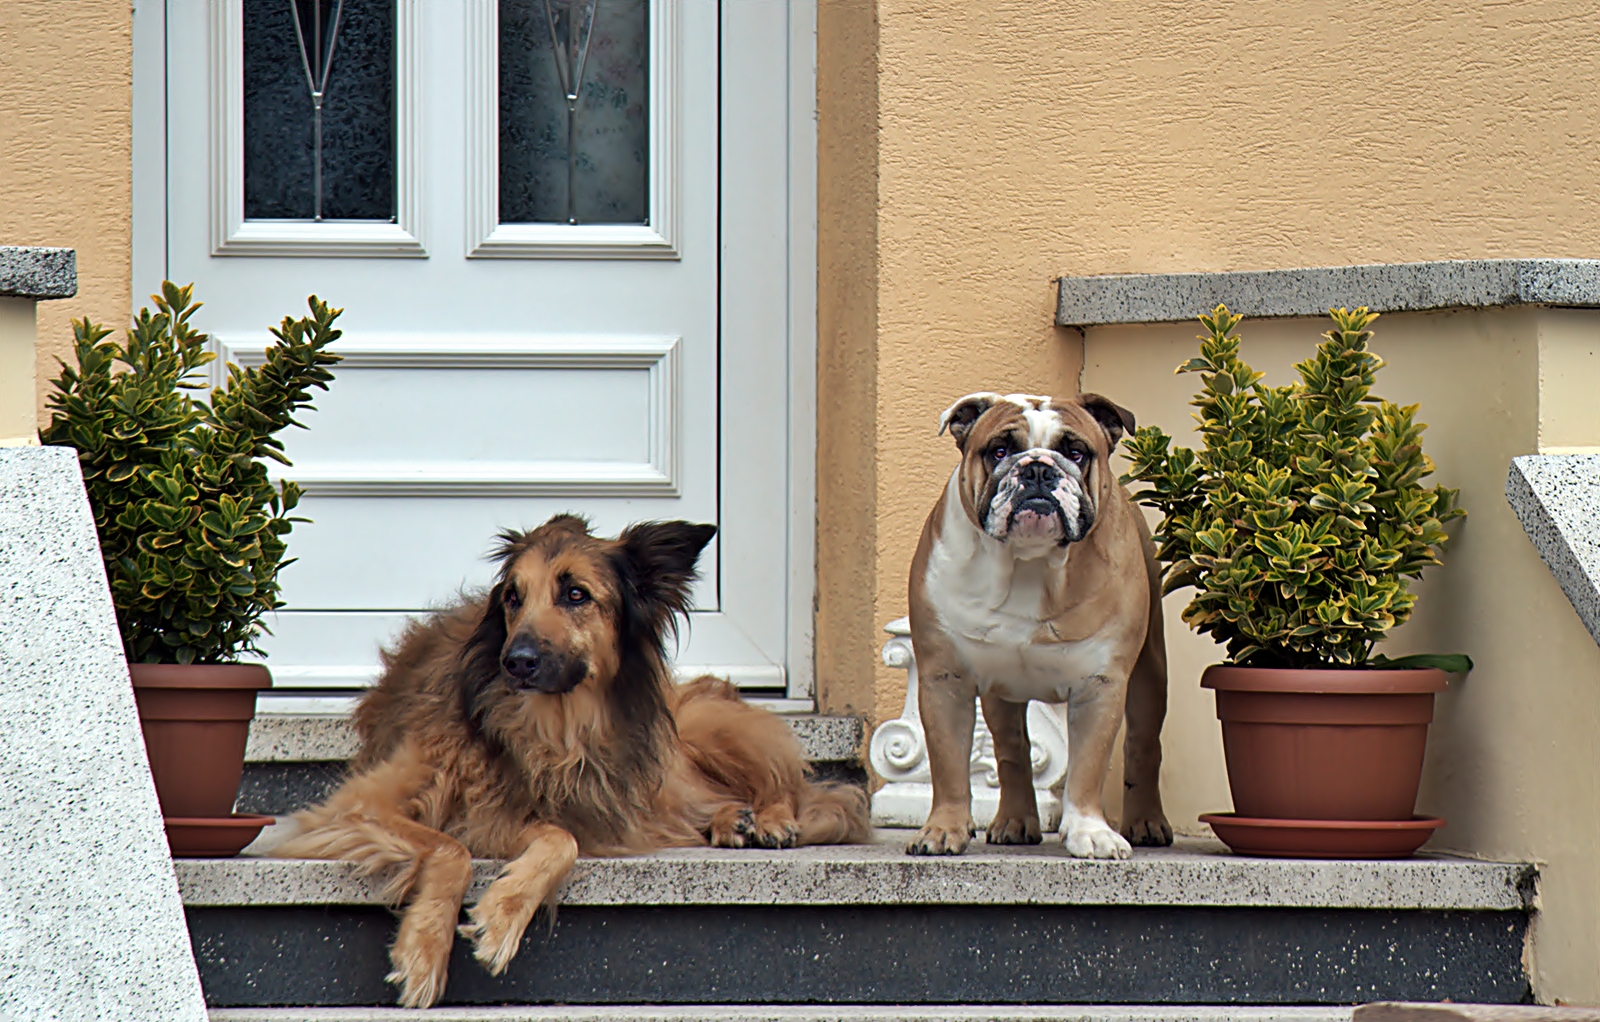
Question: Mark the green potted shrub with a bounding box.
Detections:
[1121,304,1468,857]
[40,282,341,855]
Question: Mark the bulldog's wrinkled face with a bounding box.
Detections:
[939,392,1135,556]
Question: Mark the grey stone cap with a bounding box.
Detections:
[1506,455,1600,647]
[178,832,1533,911]
[207,1006,1356,1022]
[1358,1005,1600,1022]
[0,246,77,299]
[1056,259,1600,327]
[247,712,863,764]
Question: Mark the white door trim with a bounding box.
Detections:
[209,0,427,257]
[214,331,681,498]
[719,0,818,702]
[464,0,681,260]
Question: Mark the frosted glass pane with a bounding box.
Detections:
[243,0,396,221]
[499,0,649,225]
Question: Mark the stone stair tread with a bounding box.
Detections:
[178,830,1532,911]
[207,1006,1356,1022]
[245,713,864,764]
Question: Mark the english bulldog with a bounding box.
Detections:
[905,392,1173,858]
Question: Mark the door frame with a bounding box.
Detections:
[129,0,820,706]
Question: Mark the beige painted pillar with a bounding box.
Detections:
[0,297,39,446]
[1,246,77,445]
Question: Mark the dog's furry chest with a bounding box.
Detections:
[922,523,1116,703]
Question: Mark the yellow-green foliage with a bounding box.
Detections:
[1120,305,1463,668]
[40,283,342,665]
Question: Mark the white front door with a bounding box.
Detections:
[133,0,816,710]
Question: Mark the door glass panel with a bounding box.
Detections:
[243,0,396,221]
[499,0,649,225]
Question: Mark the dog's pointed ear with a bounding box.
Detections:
[939,392,1003,451]
[1078,393,1136,445]
[616,520,717,622]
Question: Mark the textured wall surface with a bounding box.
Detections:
[0,1,133,425]
[0,447,207,1022]
[823,0,1600,722]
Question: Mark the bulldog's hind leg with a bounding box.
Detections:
[1061,675,1133,859]
[1120,535,1173,847]
[980,694,1041,845]
[907,664,978,856]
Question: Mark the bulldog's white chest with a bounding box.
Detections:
[921,487,1115,703]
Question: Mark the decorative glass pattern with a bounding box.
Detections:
[243,0,396,221]
[499,0,649,225]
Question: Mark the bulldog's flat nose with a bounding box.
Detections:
[502,641,541,681]
[1017,459,1054,487]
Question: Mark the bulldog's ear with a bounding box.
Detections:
[1079,393,1136,445]
[938,392,1003,451]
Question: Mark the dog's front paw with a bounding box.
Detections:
[906,817,974,856]
[386,910,454,1008]
[1062,812,1132,860]
[1121,810,1173,848]
[986,813,1042,846]
[708,805,756,848]
[459,877,543,977]
[751,804,801,849]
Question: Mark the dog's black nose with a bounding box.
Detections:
[502,641,541,681]
[1017,459,1055,487]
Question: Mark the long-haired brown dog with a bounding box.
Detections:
[275,516,870,1007]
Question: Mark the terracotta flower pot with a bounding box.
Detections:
[1202,664,1448,822]
[129,662,272,819]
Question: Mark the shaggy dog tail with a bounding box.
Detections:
[798,779,872,845]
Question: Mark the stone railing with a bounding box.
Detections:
[1507,455,1600,647]
[867,616,1069,828]
[0,245,77,445]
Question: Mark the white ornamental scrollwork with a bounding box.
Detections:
[868,617,1069,829]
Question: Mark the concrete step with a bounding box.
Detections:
[180,831,1535,1009]
[238,713,866,816]
[208,1006,1358,1022]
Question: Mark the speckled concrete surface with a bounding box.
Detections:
[1506,454,1600,645]
[208,1006,1354,1022]
[0,245,77,299]
[1056,259,1600,326]
[177,829,1531,911]
[247,713,863,763]
[0,447,207,1021]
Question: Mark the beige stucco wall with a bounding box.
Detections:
[0,299,39,444]
[818,0,1600,721]
[0,1,132,427]
[818,0,1600,1006]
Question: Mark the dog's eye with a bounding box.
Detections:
[502,586,521,611]
[991,445,1009,462]
[1065,448,1088,465]
[562,586,591,607]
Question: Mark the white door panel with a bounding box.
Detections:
[136,0,813,706]
[260,495,722,610]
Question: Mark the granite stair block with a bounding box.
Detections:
[179,834,1533,1009]
[207,1006,1359,1022]
[238,713,866,815]
[0,447,207,1021]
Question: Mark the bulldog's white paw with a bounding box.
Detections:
[1061,811,1132,860]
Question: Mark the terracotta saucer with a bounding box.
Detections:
[1199,812,1445,859]
[163,814,275,858]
